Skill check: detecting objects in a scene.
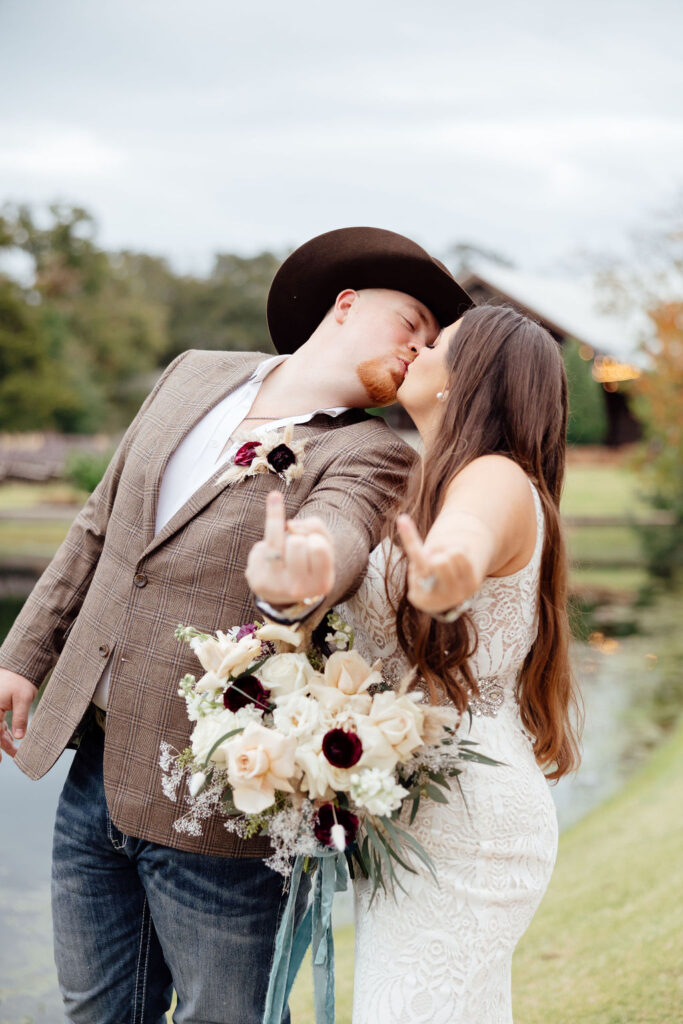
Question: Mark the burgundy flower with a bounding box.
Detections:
[234,442,260,467]
[313,803,359,850]
[223,675,271,712]
[235,622,258,642]
[267,443,296,474]
[322,728,363,769]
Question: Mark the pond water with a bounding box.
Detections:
[0,600,673,1021]
[0,750,73,1024]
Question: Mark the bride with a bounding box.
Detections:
[250,303,581,1023]
[337,303,582,1023]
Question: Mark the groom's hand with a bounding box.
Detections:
[246,491,335,606]
[0,668,38,763]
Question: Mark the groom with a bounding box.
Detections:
[0,226,473,1023]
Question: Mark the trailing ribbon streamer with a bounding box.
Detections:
[262,852,348,1024]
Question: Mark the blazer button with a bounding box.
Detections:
[99,643,110,658]
[134,573,148,588]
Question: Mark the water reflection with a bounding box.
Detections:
[553,640,641,830]
[0,751,73,1023]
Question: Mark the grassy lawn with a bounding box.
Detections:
[287,717,683,1024]
[569,566,649,594]
[0,462,648,570]
[0,481,83,510]
[0,519,72,560]
[0,464,651,600]
[560,460,649,518]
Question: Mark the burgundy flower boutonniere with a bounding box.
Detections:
[216,424,307,488]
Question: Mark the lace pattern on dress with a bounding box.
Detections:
[337,479,557,1024]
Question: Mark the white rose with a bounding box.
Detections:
[309,681,372,721]
[190,634,233,674]
[194,670,225,694]
[273,693,321,739]
[369,691,425,761]
[295,742,335,801]
[189,636,220,673]
[255,623,304,648]
[225,723,298,814]
[257,653,319,697]
[354,718,400,773]
[216,635,262,678]
[190,709,239,766]
[324,650,382,696]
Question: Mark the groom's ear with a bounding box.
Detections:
[333,289,360,325]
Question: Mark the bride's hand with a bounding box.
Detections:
[397,514,477,615]
[246,491,335,606]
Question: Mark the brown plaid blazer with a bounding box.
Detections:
[0,350,416,856]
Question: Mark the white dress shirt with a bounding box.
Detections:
[92,354,348,708]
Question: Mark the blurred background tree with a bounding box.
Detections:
[595,197,683,585]
[0,203,279,433]
[633,300,683,584]
[562,338,608,445]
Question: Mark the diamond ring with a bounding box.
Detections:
[265,551,284,562]
[417,573,438,592]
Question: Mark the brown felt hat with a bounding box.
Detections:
[267,226,475,354]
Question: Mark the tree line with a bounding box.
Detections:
[0,201,655,451]
[0,203,280,433]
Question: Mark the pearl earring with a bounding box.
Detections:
[436,391,446,402]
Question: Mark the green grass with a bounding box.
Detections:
[566,525,642,568]
[561,463,649,518]
[569,566,649,594]
[287,718,683,1024]
[513,716,683,1023]
[0,481,82,510]
[0,462,657,603]
[0,520,71,559]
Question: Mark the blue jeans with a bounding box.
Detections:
[52,720,308,1024]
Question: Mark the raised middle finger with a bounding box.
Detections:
[264,491,286,555]
[284,534,312,599]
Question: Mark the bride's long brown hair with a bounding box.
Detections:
[388,304,581,780]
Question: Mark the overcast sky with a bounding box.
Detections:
[1,0,682,274]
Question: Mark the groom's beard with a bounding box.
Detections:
[357,358,403,406]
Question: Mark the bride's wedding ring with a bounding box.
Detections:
[265,550,284,562]
[417,573,438,592]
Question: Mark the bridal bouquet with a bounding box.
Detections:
[159,611,498,895]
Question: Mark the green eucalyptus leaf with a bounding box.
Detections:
[201,727,245,768]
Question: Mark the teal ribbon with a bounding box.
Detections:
[262,852,348,1024]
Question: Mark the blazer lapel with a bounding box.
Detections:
[139,352,266,559]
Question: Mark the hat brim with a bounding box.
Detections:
[267,227,475,354]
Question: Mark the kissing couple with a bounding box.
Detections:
[0,226,580,1023]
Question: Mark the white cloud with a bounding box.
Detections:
[0,0,681,271]
[0,125,126,178]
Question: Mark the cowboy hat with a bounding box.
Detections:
[267,226,474,354]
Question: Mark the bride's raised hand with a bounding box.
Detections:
[397,514,477,617]
[246,491,335,606]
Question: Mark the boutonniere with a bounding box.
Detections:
[216,423,307,487]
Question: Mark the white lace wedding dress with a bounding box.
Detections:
[337,481,558,1024]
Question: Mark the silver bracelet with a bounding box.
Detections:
[430,599,472,624]
[254,595,325,626]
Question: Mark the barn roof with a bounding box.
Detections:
[459,261,654,366]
